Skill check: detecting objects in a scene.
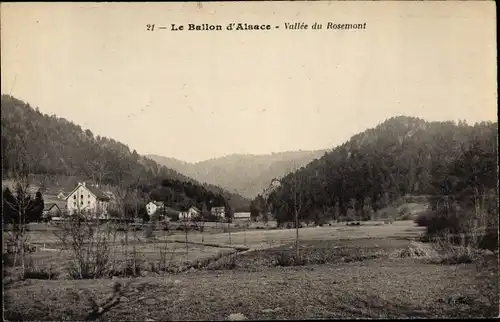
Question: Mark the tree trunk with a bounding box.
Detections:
[184,221,189,255]
[19,210,25,279]
[295,209,299,259]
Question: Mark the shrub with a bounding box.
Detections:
[110,257,143,277]
[207,253,238,270]
[479,230,498,251]
[24,266,58,279]
[395,241,437,259]
[415,210,464,236]
[54,217,117,279]
[399,205,410,217]
[430,237,479,264]
[398,213,412,220]
[23,256,59,280]
[339,216,356,223]
[3,253,15,267]
[274,252,308,267]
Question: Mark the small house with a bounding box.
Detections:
[188,206,200,217]
[211,206,225,218]
[42,203,62,219]
[146,201,165,216]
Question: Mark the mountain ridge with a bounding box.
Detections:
[147,149,329,198]
[1,94,251,212]
[262,115,498,225]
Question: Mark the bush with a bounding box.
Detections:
[55,218,117,279]
[338,216,356,223]
[274,252,308,267]
[110,257,144,277]
[3,253,15,267]
[415,210,463,236]
[398,213,412,220]
[399,205,410,217]
[395,241,437,259]
[479,230,498,251]
[430,237,479,264]
[23,256,59,280]
[24,267,58,280]
[207,254,238,270]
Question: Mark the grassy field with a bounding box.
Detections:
[3,220,498,320]
[157,220,426,249]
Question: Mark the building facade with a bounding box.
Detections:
[146,201,165,216]
[65,182,110,217]
[211,206,225,218]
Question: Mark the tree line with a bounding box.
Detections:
[252,116,497,228]
[1,95,250,213]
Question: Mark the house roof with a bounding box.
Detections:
[43,203,61,211]
[86,185,110,201]
[190,206,201,213]
[65,182,110,201]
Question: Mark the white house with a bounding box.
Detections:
[179,206,201,221]
[189,206,201,217]
[65,182,110,217]
[211,206,225,218]
[146,201,165,216]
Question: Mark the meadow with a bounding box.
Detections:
[3,219,498,320]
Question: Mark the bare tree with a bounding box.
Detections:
[180,212,190,255]
[54,212,118,279]
[192,212,206,243]
[2,135,47,279]
[111,158,141,276]
[290,170,303,259]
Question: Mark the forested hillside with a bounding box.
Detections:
[147,149,328,199]
[259,116,498,226]
[1,95,250,212]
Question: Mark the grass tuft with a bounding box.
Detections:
[207,253,238,270]
[274,252,308,267]
[395,241,437,259]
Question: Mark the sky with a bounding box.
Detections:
[1,2,497,163]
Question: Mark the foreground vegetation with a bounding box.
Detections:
[3,220,498,320]
[4,244,497,320]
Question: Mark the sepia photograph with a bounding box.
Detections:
[1,2,498,320]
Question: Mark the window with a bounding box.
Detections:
[81,201,83,205]
[73,195,76,200]
[88,194,90,198]
[88,201,90,204]
[73,202,76,206]
[81,195,84,199]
